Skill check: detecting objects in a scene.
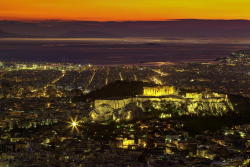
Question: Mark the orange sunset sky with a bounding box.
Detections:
[1,0,250,21]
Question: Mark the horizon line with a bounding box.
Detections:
[1,18,250,22]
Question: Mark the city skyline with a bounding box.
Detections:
[1,1,250,166]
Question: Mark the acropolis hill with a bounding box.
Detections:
[90,86,235,122]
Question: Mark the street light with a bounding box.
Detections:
[68,117,80,133]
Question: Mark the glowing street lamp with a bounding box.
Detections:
[68,117,80,133]
[71,121,77,127]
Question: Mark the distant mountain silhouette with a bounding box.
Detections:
[1,19,250,38]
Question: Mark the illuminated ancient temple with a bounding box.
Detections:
[143,86,175,96]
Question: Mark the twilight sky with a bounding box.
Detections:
[1,0,250,21]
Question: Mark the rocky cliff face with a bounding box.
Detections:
[89,92,235,123]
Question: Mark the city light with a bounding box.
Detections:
[68,118,80,132]
[72,121,77,127]
[0,50,249,166]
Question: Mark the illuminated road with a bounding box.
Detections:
[105,68,110,85]
[150,76,163,85]
[152,69,169,76]
[75,67,87,87]
[43,70,66,95]
[119,72,124,81]
[133,74,137,81]
[87,70,96,88]
[51,70,66,84]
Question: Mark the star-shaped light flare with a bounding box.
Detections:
[68,117,80,133]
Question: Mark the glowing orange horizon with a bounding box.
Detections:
[1,0,250,21]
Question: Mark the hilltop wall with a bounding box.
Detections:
[93,90,232,111]
[90,88,235,122]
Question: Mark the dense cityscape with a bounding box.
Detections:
[0,50,249,166]
[2,0,250,165]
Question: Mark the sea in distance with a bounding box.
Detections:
[1,37,250,65]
